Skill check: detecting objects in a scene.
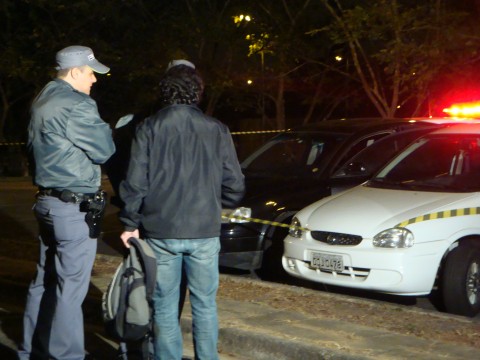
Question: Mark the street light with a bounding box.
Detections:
[233,14,252,26]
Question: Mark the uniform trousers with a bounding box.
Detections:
[18,195,97,360]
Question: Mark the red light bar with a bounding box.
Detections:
[443,102,480,117]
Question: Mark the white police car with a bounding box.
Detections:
[283,123,480,317]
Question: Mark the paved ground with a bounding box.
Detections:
[1,254,480,360]
[1,177,480,359]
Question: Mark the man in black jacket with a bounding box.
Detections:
[119,59,245,360]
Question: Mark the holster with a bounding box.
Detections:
[81,190,107,238]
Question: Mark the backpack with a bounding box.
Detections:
[102,237,157,342]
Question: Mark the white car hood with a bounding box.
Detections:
[302,185,478,236]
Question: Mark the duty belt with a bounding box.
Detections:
[38,188,95,204]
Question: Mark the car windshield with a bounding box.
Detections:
[332,127,435,179]
[241,132,347,177]
[368,134,480,192]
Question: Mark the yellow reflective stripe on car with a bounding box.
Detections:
[396,207,480,228]
[222,214,310,232]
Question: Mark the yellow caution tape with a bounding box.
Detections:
[0,131,282,147]
[0,142,26,146]
[231,130,286,135]
[225,207,480,232]
[0,130,282,148]
[225,207,480,231]
[222,214,310,232]
[396,207,480,228]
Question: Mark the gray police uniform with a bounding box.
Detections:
[19,78,115,360]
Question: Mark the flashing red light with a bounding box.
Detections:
[443,102,480,117]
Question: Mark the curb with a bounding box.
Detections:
[96,253,366,359]
[181,317,363,360]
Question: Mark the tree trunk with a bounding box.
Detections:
[0,82,8,142]
[303,81,323,125]
[275,76,285,129]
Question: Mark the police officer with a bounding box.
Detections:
[18,45,115,360]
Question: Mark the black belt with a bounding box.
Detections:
[38,189,95,204]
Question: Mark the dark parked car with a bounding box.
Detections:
[220,118,444,278]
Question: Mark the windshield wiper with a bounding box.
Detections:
[366,178,412,189]
[407,182,453,191]
[368,178,459,192]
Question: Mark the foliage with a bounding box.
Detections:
[313,0,480,118]
[1,0,480,142]
[0,0,176,140]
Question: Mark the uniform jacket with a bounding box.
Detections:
[119,104,245,239]
[28,79,115,193]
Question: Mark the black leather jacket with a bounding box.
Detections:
[119,104,245,239]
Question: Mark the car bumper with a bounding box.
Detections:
[220,228,264,270]
[219,250,263,270]
[282,235,445,295]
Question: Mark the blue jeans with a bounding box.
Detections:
[146,237,220,360]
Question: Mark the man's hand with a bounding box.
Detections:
[120,229,140,248]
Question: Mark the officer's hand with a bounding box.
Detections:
[120,229,139,248]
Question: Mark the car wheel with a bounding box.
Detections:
[257,224,290,282]
[442,243,480,317]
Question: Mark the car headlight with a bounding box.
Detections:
[289,216,304,238]
[373,228,414,248]
[221,207,252,223]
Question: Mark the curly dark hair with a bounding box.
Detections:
[158,65,204,106]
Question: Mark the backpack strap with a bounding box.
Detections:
[128,237,157,302]
[114,251,134,338]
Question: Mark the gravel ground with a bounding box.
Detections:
[2,245,479,353]
[216,276,480,349]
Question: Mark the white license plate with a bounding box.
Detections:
[311,252,344,271]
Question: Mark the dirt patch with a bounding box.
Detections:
[218,276,480,349]
[93,256,480,348]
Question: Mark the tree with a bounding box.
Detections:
[241,0,333,129]
[0,0,52,141]
[3,0,480,143]
[0,0,175,140]
[313,0,480,118]
[150,0,278,132]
